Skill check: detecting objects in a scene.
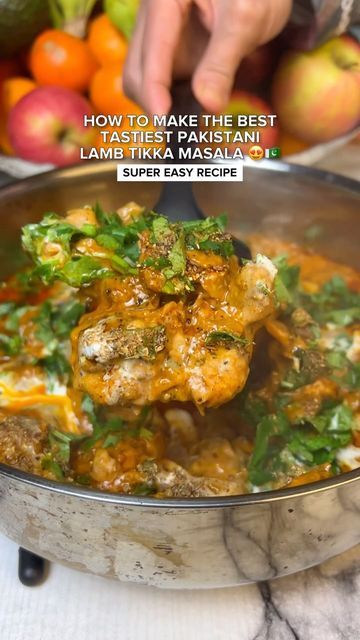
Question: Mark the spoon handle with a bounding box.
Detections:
[168,81,202,163]
[155,82,203,222]
[154,84,252,259]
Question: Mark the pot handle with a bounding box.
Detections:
[18,548,48,587]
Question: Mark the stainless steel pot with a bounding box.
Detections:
[0,160,359,589]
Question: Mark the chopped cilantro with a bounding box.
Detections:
[323,307,360,327]
[103,433,123,448]
[272,255,300,307]
[0,333,22,356]
[248,413,290,485]
[79,395,154,451]
[80,396,125,451]
[60,257,113,287]
[75,474,91,485]
[96,234,119,251]
[281,348,328,390]
[163,232,186,278]
[31,298,85,380]
[240,394,268,427]
[344,363,360,389]
[80,224,97,237]
[44,429,84,479]
[248,403,353,487]
[51,300,84,338]
[40,352,71,380]
[184,215,234,257]
[152,216,172,242]
[41,457,65,480]
[0,302,16,317]
[301,276,360,327]
[132,482,156,496]
[22,208,236,293]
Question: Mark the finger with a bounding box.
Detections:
[142,0,192,115]
[123,1,148,109]
[192,1,258,113]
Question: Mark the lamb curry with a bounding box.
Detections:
[0,203,358,497]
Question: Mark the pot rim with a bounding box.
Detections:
[1,462,360,508]
[0,159,359,509]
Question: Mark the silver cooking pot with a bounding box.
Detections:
[0,160,359,589]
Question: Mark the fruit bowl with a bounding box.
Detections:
[285,125,360,166]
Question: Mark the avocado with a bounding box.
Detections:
[0,0,50,57]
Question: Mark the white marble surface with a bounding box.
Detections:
[1,533,360,640]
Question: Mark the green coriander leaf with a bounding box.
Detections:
[96,234,119,250]
[132,482,156,496]
[0,302,16,317]
[52,300,85,338]
[205,331,248,348]
[103,433,123,448]
[323,308,360,327]
[75,474,91,485]
[40,352,71,379]
[166,233,186,276]
[60,257,113,287]
[152,216,171,242]
[80,224,98,237]
[0,333,22,356]
[41,457,64,480]
[139,427,153,440]
[250,413,290,471]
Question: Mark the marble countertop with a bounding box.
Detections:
[0,145,359,640]
[1,533,360,640]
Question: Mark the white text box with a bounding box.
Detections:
[117,164,243,182]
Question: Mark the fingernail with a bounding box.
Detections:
[195,84,224,113]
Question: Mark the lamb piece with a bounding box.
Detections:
[23,206,277,411]
[0,414,48,474]
[147,460,247,497]
[79,321,167,364]
[73,255,277,409]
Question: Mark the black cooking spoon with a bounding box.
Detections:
[155,82,251,260]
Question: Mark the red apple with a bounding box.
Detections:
[8,86,95,166]
[236,42,280,90]
[272,36,360,144]
[224,90,279,156]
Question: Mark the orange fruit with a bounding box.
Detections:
[90,65,141,115]
[88,14,128,67]
[29,29,98,93]
[1,76,37,113]
[0,109,12,155]
[0,77,37,155]
[278,130,310,157]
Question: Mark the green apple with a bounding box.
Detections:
[272,36,360,143]
[105,0,140,40]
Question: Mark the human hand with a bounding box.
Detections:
[124,0,292,115]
